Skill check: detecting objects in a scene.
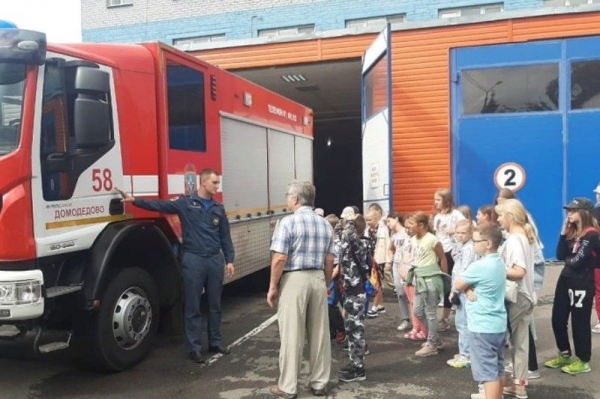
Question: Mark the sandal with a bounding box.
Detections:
[407,331,427,341]
[403,329,418,339]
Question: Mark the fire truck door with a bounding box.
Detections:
[31,56,125,258]
[361,24,392,215]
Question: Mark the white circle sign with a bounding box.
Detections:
[494,162,526,192]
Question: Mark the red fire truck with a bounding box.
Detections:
[0,28,313,371]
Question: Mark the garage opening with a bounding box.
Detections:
[236,59,363,216]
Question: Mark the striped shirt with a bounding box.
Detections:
[270,206,335,271]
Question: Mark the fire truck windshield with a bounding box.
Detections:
[0,62,25,156]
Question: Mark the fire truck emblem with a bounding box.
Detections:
[212,216,220,226]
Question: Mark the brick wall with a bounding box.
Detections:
[82,0,545,43]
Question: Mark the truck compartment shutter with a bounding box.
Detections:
[220,117,268,218]
[294,136,313,182]
[267,129,295,213]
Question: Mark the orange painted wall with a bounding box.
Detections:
[191,11,600,214]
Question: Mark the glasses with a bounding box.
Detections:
[472,239,488,243]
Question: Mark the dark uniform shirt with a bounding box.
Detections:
[134,193,235,263]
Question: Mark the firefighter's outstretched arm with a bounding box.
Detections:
[114,187,180,214]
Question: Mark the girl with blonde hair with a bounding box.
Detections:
[495,199,537,399]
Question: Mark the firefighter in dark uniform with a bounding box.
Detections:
[116,168,235,364]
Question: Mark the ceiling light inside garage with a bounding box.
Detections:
[281,74,307,82]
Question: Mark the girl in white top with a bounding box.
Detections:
[387,212,411,331]
[433,188,465,329]
[495,199,537,398]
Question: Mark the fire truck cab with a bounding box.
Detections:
[0,28,313,371]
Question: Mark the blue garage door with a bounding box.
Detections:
[452,37,600,259]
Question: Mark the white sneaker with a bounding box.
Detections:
[528,370,541,379]
[397,320,411,331]
[447,354,470,368]
[592,322,600,334]
[375,305,386,314]
[366,307,379,319]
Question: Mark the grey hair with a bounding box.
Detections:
[288,181,315,206]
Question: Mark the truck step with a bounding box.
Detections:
[0,325,22,338]
[38,333,72,354]
[46,285,82,298]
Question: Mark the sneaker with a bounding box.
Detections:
[337,362,355,374]
[561,359,591,375]
[375,305,386,314]
[415,342,438,357]
[503,384,527,399]
[339,365,366,382]
[335,331,347,344]
[592,322,600,334]
[421,338,443,349]
[438,318,450,332]
[437,299,444,307]
[397,320,411,331]
[544,353,574,369]
[527,370,541,380]
[366,307,379,318]
[447,354,470,368]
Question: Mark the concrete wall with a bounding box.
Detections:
[82,0,545,43]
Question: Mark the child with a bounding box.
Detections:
[545,198,599,375]
[338,214,370,382]
[476,205,498,226]
[400,215,428,341]
[447,220,479,368]
[408,212,449,356]
[455,224,507,399]
[386,212,410,331]
[458,205,476,227]
[433,188,466,331]
[365,206,392,318]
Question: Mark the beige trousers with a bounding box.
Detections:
[508,293,534,385]
[277,270,331,395]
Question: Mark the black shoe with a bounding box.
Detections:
[188,351,205,363]
[310,385,329,396]
[209,345,230,355]
[337,362,356,374]
[339,366,366,382]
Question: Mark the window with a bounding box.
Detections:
[107,0,132,7]
[544,0,597,5]
[345,14,406,29]
[258,24,315,38]
[40,61,115,201]
[0,63,25,157]
[173,34,226,47]
[571,60,600,110]
[363,54,388,120]
[461,64,559,115]
[166,63,206,152]
[439,3,504,18]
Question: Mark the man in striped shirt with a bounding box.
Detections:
[267,181,335,399]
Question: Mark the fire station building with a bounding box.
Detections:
[82,0,600,257]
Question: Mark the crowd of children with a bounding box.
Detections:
[320,184,600,399]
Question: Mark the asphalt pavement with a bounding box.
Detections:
[0,265,598,399]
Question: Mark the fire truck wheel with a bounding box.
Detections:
[91,267,159,372]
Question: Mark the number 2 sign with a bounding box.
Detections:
[494,162,526,192]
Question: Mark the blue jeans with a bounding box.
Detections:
[455,292,470,357]
[181,252,225,353]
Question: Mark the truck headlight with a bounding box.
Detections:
[0,280,43,305]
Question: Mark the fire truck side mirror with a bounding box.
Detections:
[73,67,111,149]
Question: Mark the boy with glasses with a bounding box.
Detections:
[455,224,507,399]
